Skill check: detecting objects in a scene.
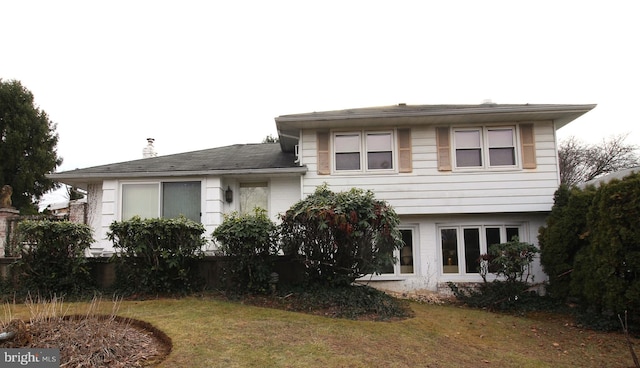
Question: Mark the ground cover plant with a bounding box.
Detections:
[2,295,639,367]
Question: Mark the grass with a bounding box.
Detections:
[4,294,638,367]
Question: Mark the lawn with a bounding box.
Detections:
[7,295,637,367]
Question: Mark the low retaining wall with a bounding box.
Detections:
[0,255,306,291]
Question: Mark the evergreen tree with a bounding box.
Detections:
[538,185,595,300]
[0,79,62,213]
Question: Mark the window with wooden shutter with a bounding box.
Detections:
[397,128,412,173]
[519,124,536,169]
[436,127,452,171]
[317,131,330,175]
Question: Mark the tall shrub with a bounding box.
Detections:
[578,173,640,322]
[14,220,93,294]
[212,208,278,292]
[279,185,403,287]
[107,216,205,294]
[538,185,595,300]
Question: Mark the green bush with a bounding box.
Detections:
[107,216,205,294]
[448,281,548,312]
[577,173,640,326]
[13,220,93,295]
[279,185,403,287]
[212,208,278,292]
[538,185,595,301]
[487,237,538,283]
[452,238,540,311]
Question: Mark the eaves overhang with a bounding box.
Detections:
[275,103,597,151]
[47,166,308,190]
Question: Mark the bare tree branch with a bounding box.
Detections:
[558,133,640,186]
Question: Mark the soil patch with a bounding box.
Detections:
[0,315,171,367]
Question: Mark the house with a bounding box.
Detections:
[48,103,596,293]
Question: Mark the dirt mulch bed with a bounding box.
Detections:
[0,315,172,367]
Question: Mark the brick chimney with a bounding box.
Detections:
[142,138,157,158]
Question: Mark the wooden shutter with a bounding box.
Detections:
[436,127,452,171]
[317,131,330,175]
[520,123,536,169]
[397,128,412,173]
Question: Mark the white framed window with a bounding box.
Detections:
[453,126,517,169]
[366,132,393,170]
[121,181,201,222]
[379,227,416,276]
[333,130,395,172]
[239,182,268,214]
[454,129,482,167]
[439,224,522,275]
[334,133,361,171]
[487,128,516,166]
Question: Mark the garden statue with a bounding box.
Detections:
[0,185,13,208]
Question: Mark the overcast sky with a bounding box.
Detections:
[2,1,639,177]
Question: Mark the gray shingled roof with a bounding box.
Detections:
[275,103,597,152]
[49,143,305,182]
[275,103,597,122]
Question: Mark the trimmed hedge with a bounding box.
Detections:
[107,216,206,294]
[13,219,94,295]
[212,208,279,293]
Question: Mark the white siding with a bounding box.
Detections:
[269,176,302,222]
[301,121,560,215]
[95,180,117,252]
[204,177,223,238]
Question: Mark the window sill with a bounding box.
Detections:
[331,170,399,176]
[452,166,522,173]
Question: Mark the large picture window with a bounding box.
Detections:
[453,126,516,169]
[121,181,201,222]
[439,225,522,275]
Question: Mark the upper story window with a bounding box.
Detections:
[121,181,201,222]
[334,131,394,172]
[437,124,536,172]
[334,133,362,170]
[453,127,516,169]
[317,128,412,175]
